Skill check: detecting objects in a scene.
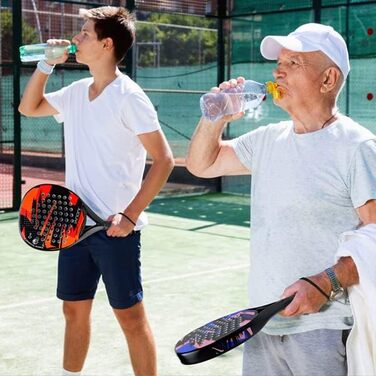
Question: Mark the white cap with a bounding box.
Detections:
[260,23,350,78]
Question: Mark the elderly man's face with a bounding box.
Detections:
[272,48,332,112]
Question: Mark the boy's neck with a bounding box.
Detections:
[87,63,121,101]
[89,63,120,87]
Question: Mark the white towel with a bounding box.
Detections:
[335,223,376,376]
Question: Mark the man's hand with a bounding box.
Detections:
[209,76,246,123]
[45,39,72,65]
[186,76,250,178]
[279,273,330,317]
[106,213,135,237]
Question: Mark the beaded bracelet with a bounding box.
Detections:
[37,60,55,75]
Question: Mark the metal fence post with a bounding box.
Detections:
[125,0,135,79]
[12,0,22,210]
[216,0,227,193]
[313,0,321,23]
[217,0,226,87]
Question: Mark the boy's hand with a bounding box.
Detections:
[45,39,72,65]
[106,213,135,237]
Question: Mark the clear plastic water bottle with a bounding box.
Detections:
[19,43,77,62]
[200,80,281,122]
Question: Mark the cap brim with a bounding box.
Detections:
[260,36,318,60]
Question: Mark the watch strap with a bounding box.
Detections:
[325,267,342,292]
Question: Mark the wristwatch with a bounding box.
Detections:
[325,267,345,301]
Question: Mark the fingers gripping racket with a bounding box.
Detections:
[175,296,294,365]
[19,184,110,251]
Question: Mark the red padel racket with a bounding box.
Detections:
[19,184,110,251]
[175,296,294,365]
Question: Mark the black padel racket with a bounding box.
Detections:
[19,184,110,251]
[175,296,294,365]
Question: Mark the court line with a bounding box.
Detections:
[151,223,249,240]
[0,264,249,311]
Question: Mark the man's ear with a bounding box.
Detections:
[103,37,114,50]
[320,67,341,93]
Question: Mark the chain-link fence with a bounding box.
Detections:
[0,0,218,210]
[1,0,375,208]
[222,0,376,194]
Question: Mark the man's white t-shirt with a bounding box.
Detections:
[45,73,161,229]
[232,115,376,335]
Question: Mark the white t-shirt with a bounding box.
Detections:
[45,73,161,229]
[232,115,376,335]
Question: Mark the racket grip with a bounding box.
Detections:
[280,295,294,309]
[269,295,295,316]
[104,221,112,230]
[248,295,295,338]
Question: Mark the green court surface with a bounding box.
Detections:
[0,193,251,376]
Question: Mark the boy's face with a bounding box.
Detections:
[72,20,106,64]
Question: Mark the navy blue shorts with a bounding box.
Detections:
[57,230,143,309]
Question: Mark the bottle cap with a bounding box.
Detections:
[266,81,282,100]
[68,44,77,53]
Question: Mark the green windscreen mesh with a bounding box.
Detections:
[223,1,376,194]
[2,0,375,209]
[232,0,313,15]
[2,0,217,210]
[17,4,217,160]
[135,14,218,158]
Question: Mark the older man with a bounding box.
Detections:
[187,23,376,375]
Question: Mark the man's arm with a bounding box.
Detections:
[281,199,376,316]
[106,129,174,236]
[186,77,251,178]
[186,115,249,178]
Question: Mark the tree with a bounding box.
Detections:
[1,10,38,63]
[136,13,217,67]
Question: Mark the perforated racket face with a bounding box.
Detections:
[175,309,257,354]
[19,184,86,251]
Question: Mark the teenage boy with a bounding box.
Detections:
[19,6,174,375]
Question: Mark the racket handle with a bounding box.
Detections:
[276,295,294,309]
[249,295,294,336]
[104,221,112,230]
[267,295,295,314]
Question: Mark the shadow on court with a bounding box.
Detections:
[0,193,250,375]
[147,193,250,228]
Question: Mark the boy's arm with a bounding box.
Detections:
[18,68,59,117]
[106,129,174,237]
[18,40,70,117]
[127,129,174,219]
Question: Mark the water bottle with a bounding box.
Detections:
[200,80,281,122]
[19,43,77,62]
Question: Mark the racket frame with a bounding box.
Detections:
[176,296,294,365]
[19,184,110,251]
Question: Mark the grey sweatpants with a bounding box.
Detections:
[243,329,349,376]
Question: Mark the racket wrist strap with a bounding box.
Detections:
[299,277,330,300]
[118,212,136,226]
